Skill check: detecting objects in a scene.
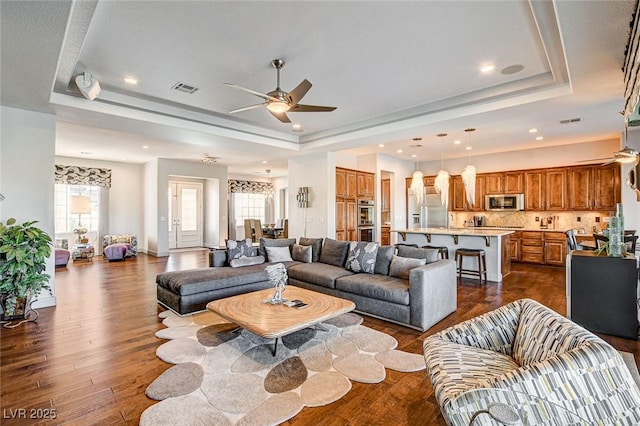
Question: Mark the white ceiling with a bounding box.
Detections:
[0,0,635,177]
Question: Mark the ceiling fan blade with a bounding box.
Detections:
[269,110,291,123]
[229,103,266,114]
[576,157,613,163]
[287,79,312,106]
[223,83,281,102]
[601,159,618,166]
[290,104,337,112]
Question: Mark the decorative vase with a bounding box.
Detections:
[608,216,623,257]
[0,292,33,321]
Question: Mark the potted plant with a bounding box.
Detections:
[0,218,52,321]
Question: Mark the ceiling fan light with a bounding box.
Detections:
[266,101,290,113]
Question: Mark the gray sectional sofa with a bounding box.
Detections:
[156,237,457,331]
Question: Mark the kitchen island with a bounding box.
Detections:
[391,228,513,282]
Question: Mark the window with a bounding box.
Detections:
[54,184,100,233]
[233,192,266,225]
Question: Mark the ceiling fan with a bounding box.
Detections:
[224,59,336,123]
[577,146,639,166]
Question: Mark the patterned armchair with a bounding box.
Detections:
[423,298,640,425]
[102,234,138,258]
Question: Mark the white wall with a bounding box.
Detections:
[288,152,335,239]
[0,106,57,309]
[55,156,144,250]
[144,159,159,255]
[376,154,415,244]
[204,178,221,248]
[622,129,640,253]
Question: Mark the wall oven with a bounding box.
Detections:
[358,200,375,226]
[359,227,375,242]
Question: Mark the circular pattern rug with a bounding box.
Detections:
[141,310,426,425]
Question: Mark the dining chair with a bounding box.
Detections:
[252,219,264,241]
[566,229,594,251]
[244,219,253,241]
[624,235,638,253]
[624,230,637,236]
[593,234,609,250]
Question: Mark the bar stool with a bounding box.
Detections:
[421,245,449,260]
[454,248,487,283]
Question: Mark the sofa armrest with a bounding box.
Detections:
[426,299,521,355]
[487,342,640,423]
[408,259,457,331]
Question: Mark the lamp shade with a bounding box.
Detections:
[461,165,477,207]
[434,170,450,207]
[409,170,425,206]
[70,195,91,214]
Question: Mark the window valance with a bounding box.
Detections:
[55,164,112,188]
[228,179,273,194]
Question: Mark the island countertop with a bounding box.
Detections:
[391,227,514,237]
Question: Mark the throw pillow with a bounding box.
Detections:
[396,246,440,263]
[265,246,294,262]
[298,237,323,262]
[388,255,426,279]
[259,238,296,261]
[345,241,378,274]
[226,238,254,260]
[292,244,312,263]
[230,255,265,268]
[319,238,350,267]
[374,245,394,275]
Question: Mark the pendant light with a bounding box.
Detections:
[409,138,425,206]
[434,133,450,207]
[461,128,477,207]
[265,169,274,206]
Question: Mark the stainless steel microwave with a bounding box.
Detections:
[485,194,524,211]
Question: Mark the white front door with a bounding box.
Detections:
[168,182,203,249]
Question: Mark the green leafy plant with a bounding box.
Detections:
[0,218,52,299]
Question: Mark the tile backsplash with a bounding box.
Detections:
[452,211,617,234]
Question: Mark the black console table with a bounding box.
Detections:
[567,251,639,340]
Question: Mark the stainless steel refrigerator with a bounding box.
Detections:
[407,189,448,229]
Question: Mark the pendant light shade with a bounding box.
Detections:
[461,164,476,206]
[434,170,450,207]
[410,170,425,206]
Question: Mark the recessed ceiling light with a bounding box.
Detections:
[529,128,538,133]
[142,145,149,149]
[123,77,138,85]
[397,149,403,153]
[262,160,268,164]
[465,146,473,151]
[480,64,495,73]
[501,64,524,75]
[454,140,461,145]
[411,154,417,158]
[120,158,127,161]
[536,136,544,141]
[378,144,384,148]
[80,151,92,155]
[292,123,301,129]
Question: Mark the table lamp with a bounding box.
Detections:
[70,195,91,244]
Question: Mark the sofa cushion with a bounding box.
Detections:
[335,273,410,305]
[157,264,270,296]
[226,238,255,260]
[397,246,440,263]
[319,238,350,267]
[299,237,323,262]
[287,262,353,289]
[374,245,394,276]
[345,241,378,274]
[259,238,296,261]
[292,244,312,263]
[512,298,593,367]
[265,246,293,262]
[389,255,426,279]
[230,255,265,268]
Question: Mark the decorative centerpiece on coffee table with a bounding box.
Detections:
[263,263,288,304]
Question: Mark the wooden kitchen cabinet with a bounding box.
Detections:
[450,175,467,211]
[544,232,567,266]
[336,168,346,198]
[520,231,544,263]
[357,172,374,198]
[346,170,357,199]
[545,168,568,211]
[568,166,593,211]
[485,173,504,194]
[524,170,545,210]
[336,167,359,241]
[510,231,522,262]
[593,164,621,210]
[504,172,524,194]
[346,199,357,241]
[381,226,390,245]
[335,199,345,241]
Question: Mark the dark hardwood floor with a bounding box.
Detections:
[1,251,638,425]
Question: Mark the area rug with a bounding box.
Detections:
[140,310,426,425]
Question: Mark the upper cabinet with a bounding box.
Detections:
[568,166,593,210]
[336,167,357,199]
[357,172,374,199]
[346,170,357,199]
[381,179,391,212]
[450,175,466,211]
[544,168,568,211]
[484,173,503,194]
[593,164,621,210]
[504,172,524,194]
[524,170,545,210]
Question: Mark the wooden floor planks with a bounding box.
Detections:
[1,250,638,425]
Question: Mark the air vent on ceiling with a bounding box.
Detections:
[559,117,582,125]
[171,82,199,94]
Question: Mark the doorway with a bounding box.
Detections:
[168,181,203,249]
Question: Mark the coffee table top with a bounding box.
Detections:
[206,286,356,339]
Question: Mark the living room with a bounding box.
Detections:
[2,0,640,424]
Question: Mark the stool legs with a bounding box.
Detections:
[455,250,487,284]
